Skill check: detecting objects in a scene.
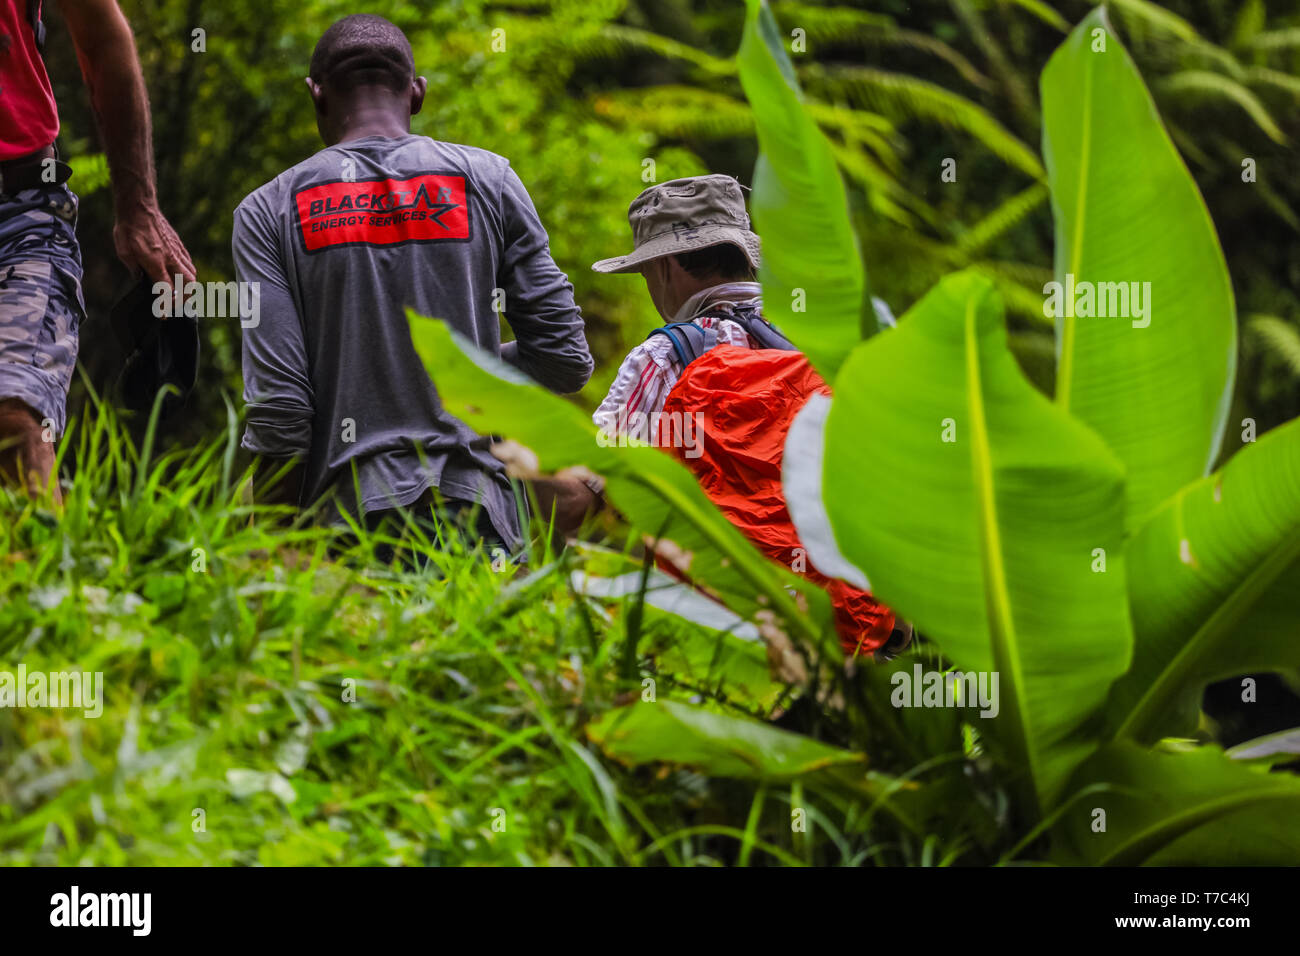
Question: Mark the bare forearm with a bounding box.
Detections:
[59,0,194,282]
[61,1,156,211]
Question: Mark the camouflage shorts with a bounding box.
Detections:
[0,185,84,436]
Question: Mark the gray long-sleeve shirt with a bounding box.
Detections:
[233,134,593,545]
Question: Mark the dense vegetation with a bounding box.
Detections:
[41,0,1300,437]
[3,0,1299,865]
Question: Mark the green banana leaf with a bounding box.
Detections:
[1041,7,1236,529]
[588,699,865,780]
[736,0,875,381]
[587,699,931,833]
[788,270,1133,815]
[406,312,835,652]
[1109,416,1300,742]
[1056,742,1300,865]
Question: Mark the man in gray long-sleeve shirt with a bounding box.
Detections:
[233,14,593,549]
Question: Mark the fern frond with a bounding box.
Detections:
[809,66,1045,179]
[1247,315,1300,376]
[805,100,897,136]
[583,24,735,76]
[1252,180,1300,233]
[772,2,991,89]
[829,143,918,228]
[1007,329,1058,360]
[1006,329,1059,394]
[1228,0,1268,52]
[1249,28,1300,52]
[807,101,902,172]
[1003,0,1070,34]
[826,139,941,230]
[592,86,753,140]
[973,258,1054,291]
[770,1,896,31]
[956,183,1049,256]
[1107,0,1199,42]
[1245,66,1300,98]
[1182,38,1248,80]
[1104,23,1245,81]
[1159,70,1287,144]
[972,264,1054,325]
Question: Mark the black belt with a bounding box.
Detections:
[0,147,72,196]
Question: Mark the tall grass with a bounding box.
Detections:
[0,394,920,866]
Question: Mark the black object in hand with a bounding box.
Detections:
[109,275,200,419]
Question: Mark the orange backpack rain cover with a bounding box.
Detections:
[657,344,895,656]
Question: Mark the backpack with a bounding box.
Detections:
[646,296,896,368]
[650,309,899,657]
[646,303,796,368]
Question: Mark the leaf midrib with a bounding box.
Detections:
[1100,787,1300,866]
[1116,527,1300,742]
[1055,36,1095,412]
[964,295,1038,815]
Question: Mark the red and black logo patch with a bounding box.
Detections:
[294,172,472,253]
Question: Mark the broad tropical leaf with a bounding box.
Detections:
[587,699,932,833]
[1056,743,1300,865]
[1109,416,1300,742]
[785,271,1133,815]
[737,0,874,379]
[588,699,865,781]
[1042,8,1237,529]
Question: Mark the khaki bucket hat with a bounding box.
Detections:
[591,174,761,274]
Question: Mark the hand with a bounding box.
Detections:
[113,201,196,287]
[527,473,603,536]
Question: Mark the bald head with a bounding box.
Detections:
[310,14,415,94]
[306,15,426,146]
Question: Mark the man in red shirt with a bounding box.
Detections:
[0,0,193,499]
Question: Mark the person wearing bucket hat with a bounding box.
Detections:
[591,174,770,435]
[519,175,769,537]
[591,174,761,280]
[584,174,909,661]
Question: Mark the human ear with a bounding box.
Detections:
[410,76,428,117]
